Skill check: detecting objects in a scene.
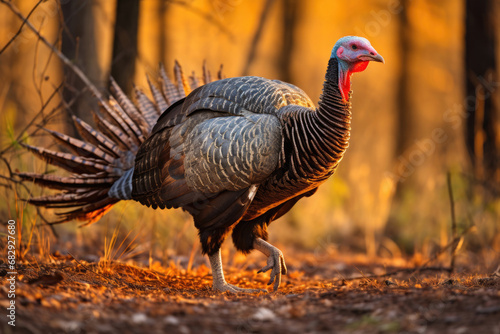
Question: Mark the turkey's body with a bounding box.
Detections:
[124,59,350,256]
[19,36,383,292]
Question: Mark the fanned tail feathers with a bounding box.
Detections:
[17,62,221,225]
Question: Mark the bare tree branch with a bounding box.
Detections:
[0,82,64,156]
[0,0,107,106]
[242,0,276,75]
[169,0,235,39]
[0,0,44,56]
[0,157,57,235]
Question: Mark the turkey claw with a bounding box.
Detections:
[258,249,287,292]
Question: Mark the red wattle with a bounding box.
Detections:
[351,61,369,73]
[339,78,350,103]
[338,61,370,102]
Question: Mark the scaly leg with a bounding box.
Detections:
[253,238,287,292]
[209,248,266,293]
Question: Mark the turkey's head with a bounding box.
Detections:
[332,36,384,102]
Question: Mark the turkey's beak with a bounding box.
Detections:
[359,53,385,64]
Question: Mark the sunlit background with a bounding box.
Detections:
[0,0,498,271]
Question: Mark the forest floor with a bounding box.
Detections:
[1,249,500,334]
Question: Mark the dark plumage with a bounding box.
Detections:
[18,36,384,293]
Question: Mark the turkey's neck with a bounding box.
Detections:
[309,57,352,176]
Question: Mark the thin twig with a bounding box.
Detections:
[67,252,121,285]
[0,0,44,56]
[67,252,143,289]
[332,225,474,284]
[333,266,452,284]
[242,0,276,75]
[0,157,57,235]
[0,0,107,105]
[447,172,458,275]
[32,15,44,107]
[0,78,88,159]
[34,12,60,108]
[0,82,63,156]
[169,0,234,39]
[412,225,473,274]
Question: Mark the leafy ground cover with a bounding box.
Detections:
[1,249,499,334]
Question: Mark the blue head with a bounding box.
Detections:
[331,36,384,102]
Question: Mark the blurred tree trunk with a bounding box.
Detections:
[111,0,140,94]
[393,0,414,201]
[159,0,168,63]
[395,0,412,157]
[279,0,301,83]
[465,0,500,191]
[61,1,104,131]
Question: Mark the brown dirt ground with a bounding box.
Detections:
[1,250,499,334]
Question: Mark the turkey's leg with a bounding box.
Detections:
[253,238,287,292]
[209,248,265,293]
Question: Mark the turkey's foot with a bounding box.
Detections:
[253,238,287,292]
[209,248,265,294]
[213,281,266,294]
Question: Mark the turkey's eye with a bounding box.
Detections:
[351,44,358,50]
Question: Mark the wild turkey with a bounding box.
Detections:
[17,36,384,293]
